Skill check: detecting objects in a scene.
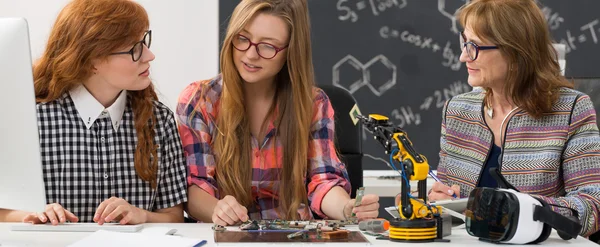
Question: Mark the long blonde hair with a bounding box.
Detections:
[457,0,572,118]
[202,0,314,219]
[33,0,160,188]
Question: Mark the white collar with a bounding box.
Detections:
[68,85,127,131]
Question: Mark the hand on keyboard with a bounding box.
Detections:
[22,203,79,225]
[10,222,144,232]
[94,197,147,225]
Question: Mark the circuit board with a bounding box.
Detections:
[214,230,369,243]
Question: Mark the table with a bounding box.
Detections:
[0,223,595,246]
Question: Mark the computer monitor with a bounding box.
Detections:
[0,18,46,213]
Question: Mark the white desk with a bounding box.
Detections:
[363,170,434,197]
[0,223,595,246]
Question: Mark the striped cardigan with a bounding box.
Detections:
[437,87,600,237]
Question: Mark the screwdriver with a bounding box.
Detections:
[358,219,390,233]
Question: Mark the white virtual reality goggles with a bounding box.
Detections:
[464,168,582,244]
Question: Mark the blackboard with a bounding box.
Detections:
[219,0,600,170]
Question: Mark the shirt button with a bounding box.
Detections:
[100,137,106,143]
[102,110,108,115]
[103,173,109,179]
[255,151,260,157]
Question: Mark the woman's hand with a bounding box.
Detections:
[94,197,147,225]
[22,203,79,225]
[212,195,248,226]
[428,182,460,202]
[343,194,380,221]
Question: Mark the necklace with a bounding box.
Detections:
[487,102,518,120]
[486,104,494,118]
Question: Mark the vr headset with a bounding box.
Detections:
[464,168,582,244]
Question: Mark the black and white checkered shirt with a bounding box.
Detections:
[36,92,187,222]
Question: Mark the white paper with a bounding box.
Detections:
[384,206,401,218]
[443,208,466,222]
[67,230,204,247]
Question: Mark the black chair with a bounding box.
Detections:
[590,232,600,244]
[570,77,600,243]
[572,77,600,129]
[319,85,363,198]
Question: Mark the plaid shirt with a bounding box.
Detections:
[36,89,188,222]
[176,75,350,220]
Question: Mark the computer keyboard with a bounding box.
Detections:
[10,223,143,233]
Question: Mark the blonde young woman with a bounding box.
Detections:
[1,0,187,224]
[177,0,379,225]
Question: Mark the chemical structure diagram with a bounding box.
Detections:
[438,0,470,34]
[332,55,397,97]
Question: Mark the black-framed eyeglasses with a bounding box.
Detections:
[232,34,287,59]
[109,30,152,62]
[460,31,498,61]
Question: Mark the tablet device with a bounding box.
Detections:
[431,198,468,213]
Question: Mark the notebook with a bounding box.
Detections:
[67,229,206,247]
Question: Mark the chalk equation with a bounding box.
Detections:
[380,26,442,52]
[359,106,420,140]
[420,81,471,110]
[389,81,471,128]
[541,5,564,31]
[337,0,408,23]
[380,26,462,71]
[391,106,421,128]
[359,106,420,139]
[556,19,599,54]
[332,54,397,96]
[538,2,598,55]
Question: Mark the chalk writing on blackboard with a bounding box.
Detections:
[541,5,564,30]
[438,0,470,34]
[558,19,599,54]
[337,0,408,23]
[332,54,397,96]
[380,26,462,71]
[420,81,471,111]
[391,106,421,128]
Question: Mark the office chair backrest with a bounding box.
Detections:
[319,85,363,198]
[572,77,600,241]
[572,77,600,128]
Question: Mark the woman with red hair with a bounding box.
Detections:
[0,0,187,225]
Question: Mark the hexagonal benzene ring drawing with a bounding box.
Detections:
[332,54,397,97]
[332,55,366,94]
[363,55,397,97]
[438,0,470,34]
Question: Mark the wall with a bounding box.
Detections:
[0,0,219,110]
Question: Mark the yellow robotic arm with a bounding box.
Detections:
[357,114,431,219]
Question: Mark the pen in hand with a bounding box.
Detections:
[428,171,458,199]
